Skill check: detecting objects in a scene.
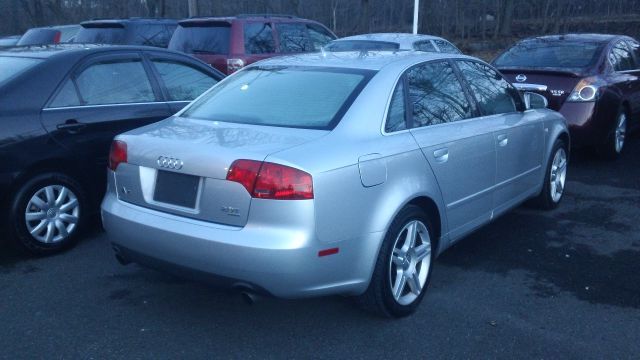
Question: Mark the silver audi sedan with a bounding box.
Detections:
[101,51,569,317]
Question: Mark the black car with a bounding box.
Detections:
[494,34,640,159]
[74,18,178,48]
[0,44,223,254]
[17,25,80,46]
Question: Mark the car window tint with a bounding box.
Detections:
[133,24,175,47]
[168,23,230,54]
[306,24,334,51]
[457,61,519,115]
[407,61,472,127]
[50,81,81,107]
[414,41,437,52]
[153,60,217,101]
[276,23,312,53]
[385,79,407,132]
[244,22,276,54]
[610,41,635,71]
[433,39,460,54]
[75,60,155,105]
[628,40,640,69]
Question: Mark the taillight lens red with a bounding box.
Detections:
[108,140,127,171]
[226,160,313,200]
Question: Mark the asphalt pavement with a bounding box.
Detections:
[1,136,639,359]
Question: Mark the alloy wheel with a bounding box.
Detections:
[549,148,567,203]
[388,220,431,306]
[24,185,80,244]
[615,113,627,154]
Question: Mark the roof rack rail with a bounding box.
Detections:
[236,13,299,19]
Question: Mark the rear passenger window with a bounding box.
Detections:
[407,61,472,127]
[276,23,312,53]
[75,60,155,105]
[50,81,81,108]
[414,41,437,52]
[433,39,460,54]
[610,41,635,71]
[244,22,276,54]
[457,61,519,115]
[152,60,217,101]
[306,24,334,51]
[385,79,406,132]
[628,40,640,69]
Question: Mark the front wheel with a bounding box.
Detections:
[356,205,434,318]
[531,139,568,210]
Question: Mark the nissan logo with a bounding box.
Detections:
[157,156,183,170]
[515,74,527,83]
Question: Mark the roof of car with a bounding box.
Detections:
[81,18,178,26]
[252,50,472,71]
[333,33,449,48]
[521,33,627,43]
[0,43,177,59]
[179,15,316,24]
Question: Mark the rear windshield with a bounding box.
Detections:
[182,66,374,130]
[0,56,42,85]
[75,26,126,44]
[168,23,230,54]
[326,40,400,52]
[494,41,605,70]
[17,29,60,46]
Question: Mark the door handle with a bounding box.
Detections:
[56,119,86,133]
[433,148,449,163]
[497,134,509,147]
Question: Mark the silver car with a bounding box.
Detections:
[325,33,462,54]
[101,51,569,317]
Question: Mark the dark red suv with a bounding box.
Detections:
[168,14,336,74]
[494,34,640,159]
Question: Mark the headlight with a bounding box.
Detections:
[567,77,605,102]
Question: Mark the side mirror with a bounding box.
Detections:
[523,92,548,110]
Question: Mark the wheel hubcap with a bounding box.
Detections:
[25,185,80,244]
[549,148,567,203]
[615,113,626,154]
[389,220,431,306]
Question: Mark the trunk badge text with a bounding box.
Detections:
[221,206,240,216]
[157,156,183,170]
[550,89,565,96]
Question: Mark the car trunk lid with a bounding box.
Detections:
[499,68,584,111]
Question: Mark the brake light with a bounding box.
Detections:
[227,58,245,74]
[108,140,127,171]
[226,160,313,200]
[53,31,61,44]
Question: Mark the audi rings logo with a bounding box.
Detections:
[157,156,184,170]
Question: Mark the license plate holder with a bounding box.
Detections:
[153,170,200,208]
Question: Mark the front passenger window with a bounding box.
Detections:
[457,61,519,115]
[610,41,635,71]
[75,60,155,105]
[407,61,472,127]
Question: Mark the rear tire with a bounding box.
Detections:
[598,109,627,160]
[531,139,568,210]
[8,172,87,255]
[355,205,435,318]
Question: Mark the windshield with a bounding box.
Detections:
[326,40,400,52]
[182,66,374,129]
[494,40,605,70]
[168,23,230,54]
[0,56,42,85]
[75,26,126,44]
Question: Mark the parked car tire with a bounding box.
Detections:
[8,172,86,255]
[598,108,628,160]
[356,205,435,318]
[531,139,568,210]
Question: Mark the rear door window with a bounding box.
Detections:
[49,81,81,108]
[385,79,407,132]
[610,41,635,71]
[74,60,155,105]
[244,22,276,54]
[306,24,334,50]
[168,23,231,54]
[276,23,312,53]
[627,40,640,69]
[407,61,472,127]
[152,60,218,101]
[457,60,520,115]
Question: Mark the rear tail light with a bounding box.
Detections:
[567,77,605,102]
[53,31,61,44]
[226,160,313,200]
[108,140,127,171]
[227,58,245,74]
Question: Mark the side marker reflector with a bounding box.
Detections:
[318,248,339,257]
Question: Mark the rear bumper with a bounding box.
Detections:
[101,192,380,298]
